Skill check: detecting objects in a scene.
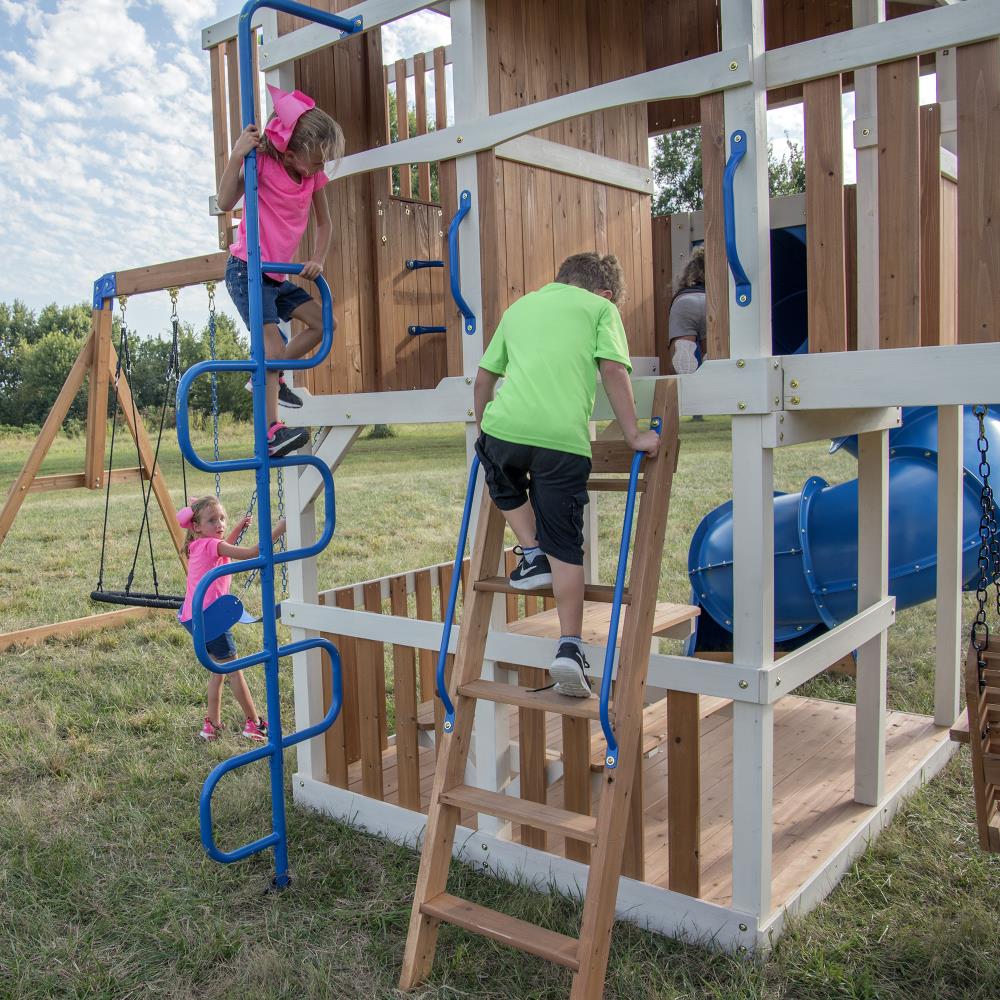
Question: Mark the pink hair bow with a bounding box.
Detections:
[264,83,315,152]
[177,506,194,529]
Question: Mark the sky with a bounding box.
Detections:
[0,3,937,343]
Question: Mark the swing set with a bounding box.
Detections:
[0,250,249,652]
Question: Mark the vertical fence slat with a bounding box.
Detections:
[957,39,1000,345]
[334,589,362,765]
[225,39,241,154]
[414,569,436,702]
[394,58,412,199]
[877,58,921,349]
[390,575,421,810]
[414,51,431,200]
[919,103,942,346]
[319,609,349,788]
[700,91,729,361]
[804,74,847,352]
[844,184,858,351]
[357,581,385,798]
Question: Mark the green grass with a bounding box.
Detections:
[1,419,998,999]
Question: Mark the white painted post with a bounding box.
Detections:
[721,0,775,919]
[285,453,327,783]
[935,405,963,726]
[855,430,889,805]
[853,0,885,352]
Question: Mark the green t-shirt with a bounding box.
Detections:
[479,282,633,458]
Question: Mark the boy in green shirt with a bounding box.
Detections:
[474,252,659,697]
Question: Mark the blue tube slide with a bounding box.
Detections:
[686,223,998,646]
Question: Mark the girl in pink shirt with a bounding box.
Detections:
[177,496,286,743]
[217,85,345,458]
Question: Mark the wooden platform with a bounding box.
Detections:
[344,695,950,910]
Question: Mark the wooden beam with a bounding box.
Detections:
[700,91,729,361]
[919,103,942,346]
[83,305,114,488]
[957,39,1000,344]
[28,468,146,494]
[877,58,921,349]
[115,252,228,298]
[0,331,93,548]
[209,44,231,251]
[0,606,159,653]
[804,75,847,352]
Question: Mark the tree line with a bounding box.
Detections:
[0,300,252,430]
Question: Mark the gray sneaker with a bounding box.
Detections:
[549,642,593,698]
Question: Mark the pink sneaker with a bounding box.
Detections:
[200,718,223,741]
[242,718,267,742]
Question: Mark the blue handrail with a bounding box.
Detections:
[448,190,477,335]
[599,418,661,770]
[408,325,447,336]
[722,129,752,308]
[175,0,357,888]
[406,259,444,270]
[436,455,481,734]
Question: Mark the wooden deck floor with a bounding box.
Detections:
[343,695,949,909]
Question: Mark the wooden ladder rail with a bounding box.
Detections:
[399,380,681,998]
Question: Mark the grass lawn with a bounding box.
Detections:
[1,418,998,999]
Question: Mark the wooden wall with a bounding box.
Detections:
[477,0,655,359]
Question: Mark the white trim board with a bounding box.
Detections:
[292,773,759,953]
[331,48,752,179]
[766,1,1000,90]
[494,136,653,196]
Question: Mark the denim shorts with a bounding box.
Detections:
[225,255,311,332]
[181,618,237,661]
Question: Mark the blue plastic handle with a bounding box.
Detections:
[406,259,444,270]
[408,325,447,336]
[448,190,477,335]
[599,417,661,770]
[722,130,752,308]
[436,455,481,734]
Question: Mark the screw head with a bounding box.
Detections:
[775,678,781,687]
[739,679,749,690]
[862,127,871,137]
[345,412,351,419]
[790,396,800,405]
[774,396,780,406]
[606,755,616,767]
[457,135,464,143]
[738,293,748,303]
[729,61,739,71]
[790,379,799,389]
[467,408,474,417]
[739,922,748,932]
[737,401,747,411]
[733,132,743,142]
[465,376,472,384]
[736,359,745,368]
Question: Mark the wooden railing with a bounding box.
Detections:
[317,548,555,814]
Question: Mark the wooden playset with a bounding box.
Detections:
[4,0,1000,995]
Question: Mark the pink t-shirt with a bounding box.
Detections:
[229,153,329,281]
[180,537,232,622]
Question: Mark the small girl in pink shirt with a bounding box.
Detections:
[177,496,286,743]
[217,85,345,458]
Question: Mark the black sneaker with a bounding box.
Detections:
[508,546,553,590]
[278,376,303,409]
[549,642,593,698]
[268,422,309,457]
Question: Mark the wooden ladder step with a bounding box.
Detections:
[587,477,646,493]
[420,892,581,970]
[474,577,630,604]
[439,783,599,844]
[459,678,603,719]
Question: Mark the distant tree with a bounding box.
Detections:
[0,300,35,420]
[651,126,807,216]
[14,329,90,425]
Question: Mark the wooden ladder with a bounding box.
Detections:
[963,640,1000,852]
[399,380,681,999]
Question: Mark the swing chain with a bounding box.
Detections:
[971,405,998,692]
[115,297,130,385]
[206,280,222,500]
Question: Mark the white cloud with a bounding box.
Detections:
[381,11,450,63]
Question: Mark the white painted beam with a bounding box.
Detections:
[762,407,901,449]
[766,1,1000,90]
[782,343,1000,408]
[494,136,653,196]
[331,49,752,180]
[259,0,440,69]
[202,9,268,48]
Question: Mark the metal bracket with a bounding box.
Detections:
[853,118,878,149]
[92,272,116,309]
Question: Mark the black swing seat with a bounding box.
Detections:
[90,589,184,611]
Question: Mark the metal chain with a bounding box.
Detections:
[167,287,188,501]
[206,280,222,500]
[971,405,997,693]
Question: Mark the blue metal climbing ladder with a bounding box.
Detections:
[175,0,363,888]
